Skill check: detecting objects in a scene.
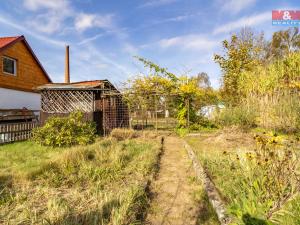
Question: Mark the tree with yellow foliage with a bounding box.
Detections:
[124,57,217,129]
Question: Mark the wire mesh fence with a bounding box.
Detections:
[101,92,129,135]
[116,92,191,131]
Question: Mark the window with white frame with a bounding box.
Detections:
[3,56,17,76]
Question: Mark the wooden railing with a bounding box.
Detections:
[0,121,38,144]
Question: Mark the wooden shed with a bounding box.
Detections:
[38,80,129,135]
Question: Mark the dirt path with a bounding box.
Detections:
[145,136,199,225]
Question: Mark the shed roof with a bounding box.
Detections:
[37,79,118,91]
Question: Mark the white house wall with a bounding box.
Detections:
[0,88,40,110]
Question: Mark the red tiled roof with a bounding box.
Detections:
[0,36,22,50]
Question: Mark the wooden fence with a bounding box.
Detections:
[0,121,38,144]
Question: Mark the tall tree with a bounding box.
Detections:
[214,28,265,105]
[268,27,300,59]
[195,72,211,88]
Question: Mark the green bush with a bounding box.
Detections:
[32,111,96,147]
[215,105,257,129]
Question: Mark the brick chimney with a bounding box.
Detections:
[65,45,70,83]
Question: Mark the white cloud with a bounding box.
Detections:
[77,33,105,45]
[213,12,269,34]
[23,0,72,34]
[24,0,113,35]
[122,43,138,55]
[93,63,108,69]
[148,14,194,26]
[26,11,66,34]
[76,28,128,45]
[23,0,69,11]
[75,13,114,32]
[159,35,218,50]
[220,0,257,14]
[84,45,133,76]
[164,15,191,22]
[139,0,177,8]
[0,15,65,47]
[23,0,114,35]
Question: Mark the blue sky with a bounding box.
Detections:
[0,0,298,88]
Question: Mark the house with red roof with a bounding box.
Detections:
[0,35,51,111]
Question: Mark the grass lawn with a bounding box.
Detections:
[0,135,161,224]
[185,128,300,225]
[0,141,62,177]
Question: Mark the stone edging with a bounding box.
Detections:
[184,140,232,225]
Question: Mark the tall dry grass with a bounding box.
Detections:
[0,135,161,224]
[244,91,300,133]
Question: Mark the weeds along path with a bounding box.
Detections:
[146,136,199,225]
